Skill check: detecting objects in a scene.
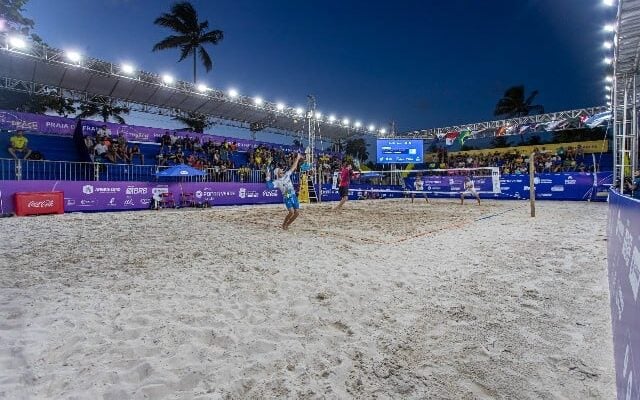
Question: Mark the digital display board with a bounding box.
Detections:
[376,139,423,164]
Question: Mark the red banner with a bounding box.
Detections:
[13,192,64,216]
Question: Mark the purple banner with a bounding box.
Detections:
[0,181,282,213]
[607,190,640,399]
[0,109,300,152]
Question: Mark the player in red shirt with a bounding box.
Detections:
[334,161,354,210]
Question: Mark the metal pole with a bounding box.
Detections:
[633,73,638,175]
[613,73,618,185]
[621,76,629,188]
[530,151,535,217]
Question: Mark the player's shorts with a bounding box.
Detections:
[463,189,478,196]
[338,186,349,198]
[283,192,300,210]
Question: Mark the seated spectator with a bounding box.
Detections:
[161,131,172,148]
[96,125,111,140]
[128,144,144,164]
[93,139,109,162]
[116,133,127,147]
[8,130,32,160]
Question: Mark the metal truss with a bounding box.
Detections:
[403,107,606,138]
[0,75,303,136]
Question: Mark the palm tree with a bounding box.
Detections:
[173,112,212,133]
[494,85,544,118]
[24,95,76,117]
[78,100,130,124]
[1,0,35,29]
[152,2,224,83]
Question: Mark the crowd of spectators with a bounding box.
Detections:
[428,144,595,174]
[85,125,143,164]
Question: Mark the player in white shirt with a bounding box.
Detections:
[266,154,303,230]
[460,176,481,205]
[411,172,429,203]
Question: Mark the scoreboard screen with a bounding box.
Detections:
[376,139,423,164]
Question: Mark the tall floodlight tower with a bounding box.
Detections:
[306,95,318,167]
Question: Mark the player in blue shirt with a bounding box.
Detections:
[266,154,303,230]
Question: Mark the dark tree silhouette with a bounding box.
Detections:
[173,112,212,133]
[25,96,76,117]
[345,138,369,161]
[494,86,544,118]
[78,100,130,124]
[152,2,224,83]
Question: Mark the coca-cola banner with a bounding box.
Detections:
[0,109,300,152]
[0,181,283,214]
[13,191,64,216]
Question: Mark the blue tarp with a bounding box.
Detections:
[155,164,206,177]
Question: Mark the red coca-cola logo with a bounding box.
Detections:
[27,200,55,208]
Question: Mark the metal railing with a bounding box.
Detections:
[0,158,282,183]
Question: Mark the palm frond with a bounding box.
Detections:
[179,44,195,61]
[524,90,539,106]
[199,47,213,72]
[153,14,189,34]
[171,2,199,32]
[153,35,191,51]
[201,29,224,44]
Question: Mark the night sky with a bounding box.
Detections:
[24,0,614,133]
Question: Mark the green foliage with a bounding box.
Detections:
[0,0,35,28]
[494,85,544,118]
[173,112,212,133]
[78,100,129,124]
[153,2,224,83]
[345,138,369,161]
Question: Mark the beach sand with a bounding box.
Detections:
[0,199,614,399]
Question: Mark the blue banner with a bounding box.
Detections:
[607,190,640,399]
[404,172,612,202]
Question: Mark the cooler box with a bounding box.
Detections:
[14,192,64,216]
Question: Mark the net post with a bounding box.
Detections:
[530,151,536,218]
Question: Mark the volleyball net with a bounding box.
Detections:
[350,167,501,196]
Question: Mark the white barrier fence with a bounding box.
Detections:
[0,158,274,183]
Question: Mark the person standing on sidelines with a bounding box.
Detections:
[334,161,354,210]
[460,176,481,205]
[266,154,303,230]
[411,172,429,204]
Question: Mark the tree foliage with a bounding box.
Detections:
[153,2,224,83]
[78,100,130,124]
[494,85,544,118]
[345,138,369,161]
[173,112,212,133]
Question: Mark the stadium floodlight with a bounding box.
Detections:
[603,41,613,50]
[603,0,615,6]
[228,88,239,98]
[328,114,336,122]
[254,97,263,106]
[380,128,387,135]
[342,118,350,126]
[606,94,611,100]
[604,23,616,32]
[603,57,612,65]
[295,107,304,115]
[315,111,322,119]
[606,101,612,107]
[605,85,612,91]
[121,63,135,75]
[196,84,209,92]
[354,121,362,128]
[368,124,375,132]
[605,75,614,82]
[66,51,82,63]
[8,36,27,49]
[276,102,285,111]
[162,74,174,85]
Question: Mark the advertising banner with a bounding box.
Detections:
[0,109,300,152]
[0,181,282,214]
[444,140,608,158]
[607,190,640,399]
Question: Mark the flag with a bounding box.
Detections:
[458,129,472,145]
[584,111,611,128]
[445,131,459,146]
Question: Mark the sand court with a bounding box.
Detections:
[0,200,614,399]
